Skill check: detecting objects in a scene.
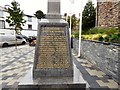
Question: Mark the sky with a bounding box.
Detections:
[0,0,97,17]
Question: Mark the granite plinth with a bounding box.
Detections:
[33,19,73,78]
[18,64,86,90]
[33,68,73,78]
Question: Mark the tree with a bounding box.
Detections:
[5,1,26,34]
[82,1,96,33]
[5,1,26,49]
[67,14,78,32]
[34,10,45,19]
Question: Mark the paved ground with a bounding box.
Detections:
[1,45,34,89]
[0,45,119,90]
[73,54,119,90]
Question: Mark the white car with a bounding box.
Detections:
[16,35,26,45]
[0,35,26,47]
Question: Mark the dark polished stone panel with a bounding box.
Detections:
[37,27,70,69]
[33,20,73,78]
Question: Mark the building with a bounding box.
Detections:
[0,6,38,37]
[21,14,38,37]
[0,6,5,29]
[96,0,120,28]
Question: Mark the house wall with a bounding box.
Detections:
[96,1,120,28]
[0,6,38,36]
[23,16,38,30]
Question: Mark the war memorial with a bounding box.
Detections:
[18,0,86,89]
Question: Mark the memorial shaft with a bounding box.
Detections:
[33,0,73,78]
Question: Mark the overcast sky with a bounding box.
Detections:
[0,0,97,16]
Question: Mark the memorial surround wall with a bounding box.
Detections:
[73,38,120,84]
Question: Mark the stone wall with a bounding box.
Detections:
[73,39,120,83]
[96,1,120,28]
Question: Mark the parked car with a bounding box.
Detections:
[16,35,26,45]
[29,39,36,46]
[20,35,29,42]
[0,34,26,47]
[28,36,36,46]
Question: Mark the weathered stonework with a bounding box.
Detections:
[33,0,73,78]
[96,1,120,28]
[18,0,86,89]
[73,39,120,84]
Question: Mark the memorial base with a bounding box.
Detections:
[19,83,85,90]
[18,64,86,90]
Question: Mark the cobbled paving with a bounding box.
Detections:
[0,45,119,90]
[0,45,34,89]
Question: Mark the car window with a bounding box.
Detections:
[16,36,22,39]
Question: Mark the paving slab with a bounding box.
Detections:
[0,45,119,90]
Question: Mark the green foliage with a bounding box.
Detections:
[82,1,96,32]
[81,34,120,43]
[5,1,26,48]
[104,34,120,43]
[98,36,104,41]
[67,14,78,30]
[73,27,120,43]
[104,28,119,35]
[72,31,79,39]
[34,10,45,19]
[5,1,26,34]
[104,36,109,42]
[81,34,105,40]
[86,27,119,34]
[87,28,105,34]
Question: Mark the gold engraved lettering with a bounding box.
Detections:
[37,27,70,69]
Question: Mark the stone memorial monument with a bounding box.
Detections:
[33,0,73,78]
[18,0,86,89]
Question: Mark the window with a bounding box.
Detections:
[0,11,3,17]
[28,16,32,22]
[0,20,5,29]
[0,33,5,35]
[16,36,22,39]
[28,24,32,29]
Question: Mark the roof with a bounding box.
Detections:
[24,14,36,17]
[0,6,5,11]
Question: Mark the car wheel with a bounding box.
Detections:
[22,41,26,45]
[2,43,8,47]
